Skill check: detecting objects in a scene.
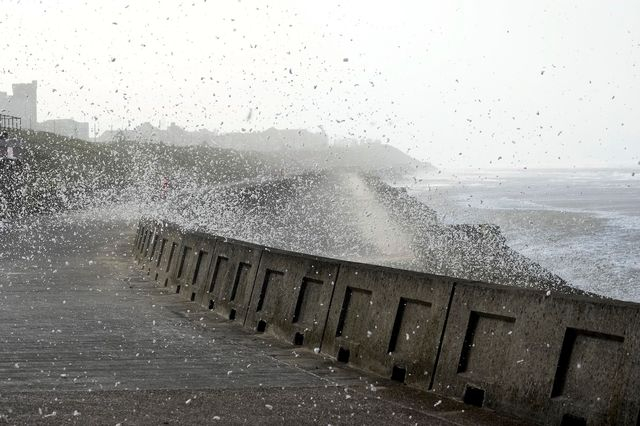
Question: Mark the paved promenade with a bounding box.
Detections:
[0,210,527,425]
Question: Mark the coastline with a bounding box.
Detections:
[384,168,639,302]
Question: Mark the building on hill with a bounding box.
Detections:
[0,80,88,140]
[96,123,158,143]
[39,119,90,140]
[96,124,326,151]
[0,114,22,131]
[0,81,37,129]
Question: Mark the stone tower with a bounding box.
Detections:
[10,80,37,129]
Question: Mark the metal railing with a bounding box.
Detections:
[0,114,22,130]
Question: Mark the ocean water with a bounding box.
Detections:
[401,168,640,302]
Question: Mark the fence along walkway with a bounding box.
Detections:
[135,218,640,426]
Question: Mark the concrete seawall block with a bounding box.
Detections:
[134,222,149,262]
[322,262,455,388]
[245,249,340,350]
[198,238,263,324]
[132,219,640,425]
[134,222,144,257]
[432,282,640,425]
[135,220,162,267]
[543,294,640,425]
[171,232,217,302]
[149,222,188,289]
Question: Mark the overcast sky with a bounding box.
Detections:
[1,0,638,168]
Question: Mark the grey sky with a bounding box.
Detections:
[1,0,638,168]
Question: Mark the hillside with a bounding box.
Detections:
[254,142,434,175]
[99,124,434,174]
[0,129,431,219]
[0,130,271,218]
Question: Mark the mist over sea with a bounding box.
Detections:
[401,168,640,302]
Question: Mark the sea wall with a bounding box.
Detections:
[133,218,640,426]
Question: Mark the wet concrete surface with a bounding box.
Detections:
[0,210,530,425]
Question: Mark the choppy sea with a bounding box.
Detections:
[400,168,640,302]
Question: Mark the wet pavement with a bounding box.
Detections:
[0,210,529,425]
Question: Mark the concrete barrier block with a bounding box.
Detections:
[136,226,149,261]
[622,344,640,425]
[184,239,217,304]
[149,222,187,289]
[199,238,263,324]
[143,227,155,261]
[322,262,455,389]
[148,233,167,276]
[432,283,546,416]
[134,222,144,255]
[135,221,156,267]
[543,294,640,425]
[166,231,217,300]
[245,249,340,350]
[157,237,179,288]
[132,219,640,424]
[135,219,163,265]
[432,282,640,425]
